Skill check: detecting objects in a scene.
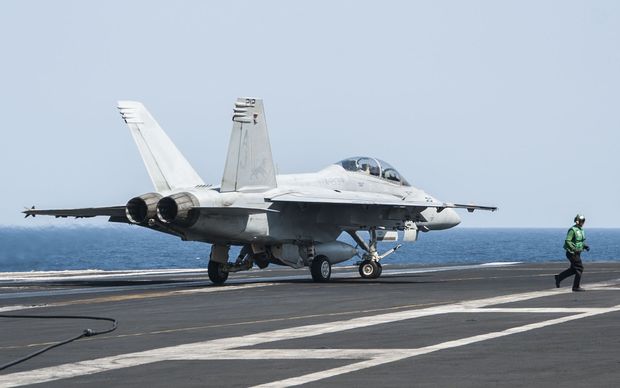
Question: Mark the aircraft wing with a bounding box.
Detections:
[268,191,431,207]
[445,203,498,212]
[23,206,127,219]
[266,191,497,212]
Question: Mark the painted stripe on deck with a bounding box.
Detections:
[252,309,619,388]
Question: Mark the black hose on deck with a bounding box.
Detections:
[0,314,118,372]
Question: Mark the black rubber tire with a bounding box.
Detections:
[208,260,229,285]
[359,260,381,279]
[310,256,331,282]
[375,262,383,278]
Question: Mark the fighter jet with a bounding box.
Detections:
[24,98,497,284]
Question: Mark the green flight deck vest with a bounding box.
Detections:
[564,225,586,253]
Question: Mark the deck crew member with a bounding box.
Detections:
[555,214,589,292]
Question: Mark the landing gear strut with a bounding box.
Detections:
[348,229,401,280]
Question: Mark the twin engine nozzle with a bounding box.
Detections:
[125,192,199,227]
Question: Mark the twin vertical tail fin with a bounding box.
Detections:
[118,101,205,192]
[221,98,277,192]
[118,98,275,194]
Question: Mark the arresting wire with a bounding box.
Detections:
[0,314,118,372]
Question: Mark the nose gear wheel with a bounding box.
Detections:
[359,260,382,279]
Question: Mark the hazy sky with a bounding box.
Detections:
[1,1,618,228]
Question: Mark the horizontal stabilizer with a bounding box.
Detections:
[118,101,205,192]
[22,206,126,219]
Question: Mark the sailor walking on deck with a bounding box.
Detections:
[555,214,589,292]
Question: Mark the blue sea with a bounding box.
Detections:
[1,226,619,272]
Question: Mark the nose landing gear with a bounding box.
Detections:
[348,229,402,280]
[359,259,382,279]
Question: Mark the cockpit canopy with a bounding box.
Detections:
[336,157,410,186]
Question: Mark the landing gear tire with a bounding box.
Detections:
[359,260,382,279]
[310,256,331,282]
[208,260,229,285]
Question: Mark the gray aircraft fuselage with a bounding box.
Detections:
[175,165,460,246]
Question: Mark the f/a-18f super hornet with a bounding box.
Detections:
[24,98,497,284]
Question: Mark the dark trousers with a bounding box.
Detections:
[558,251,584,289]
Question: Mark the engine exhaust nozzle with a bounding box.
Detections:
[156,192,200,226]
[125,193,162,224]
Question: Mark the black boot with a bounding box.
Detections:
[554,275,560,288]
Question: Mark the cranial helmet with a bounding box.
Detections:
[574,214,586,223]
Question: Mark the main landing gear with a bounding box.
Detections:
[207,245,253,285]
[208,260,229,285]
[310,256,331,282]
[348,229,401,280]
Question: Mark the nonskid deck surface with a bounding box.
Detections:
[1,262,620,387]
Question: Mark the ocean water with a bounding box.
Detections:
[1,226,619,272]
